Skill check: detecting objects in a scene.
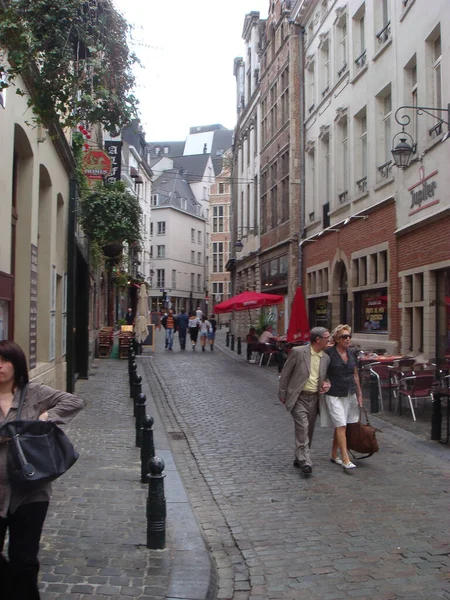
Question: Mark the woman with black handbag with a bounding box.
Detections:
[0,341,84,599]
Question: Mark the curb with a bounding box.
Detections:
[137,355,218,600]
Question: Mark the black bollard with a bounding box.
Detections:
[369,372,380,413]
[237,336,242,355]
[146,456,166,549]
[226,331,230,347]
[133,375,142,416]
[431,396,442,441]
[230,333,235,352]
[135,393,146,448]
[128,351,135,374]
[141,416,155,483]
[129,362,137,393]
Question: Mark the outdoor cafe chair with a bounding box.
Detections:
[258,343,281,368]
[397,373,435,421]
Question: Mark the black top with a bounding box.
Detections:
[325,346,357,397]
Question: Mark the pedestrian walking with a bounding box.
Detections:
[322,324,363,471]
[208,314,217,351]
[278,327,331,476]
[125,307,134,325]
[177,308,189,350]
[0,341,84,600]
[161,309,177,351]
[188,312,200,350]
[199,316,211,352]
[195,305,203,321]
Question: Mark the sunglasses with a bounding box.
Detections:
[340,334,352,340]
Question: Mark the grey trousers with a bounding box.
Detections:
[291,391,319,467]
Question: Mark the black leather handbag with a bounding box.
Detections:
[0,385,79,491]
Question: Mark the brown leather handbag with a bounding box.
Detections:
[346,407,380,459]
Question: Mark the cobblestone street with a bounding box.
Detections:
[145,328,450,600]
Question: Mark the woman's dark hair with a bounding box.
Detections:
[0,340,29,387]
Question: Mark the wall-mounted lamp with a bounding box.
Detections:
[343,215,368,226]
[234,226,258,252]
[391,104,449,169]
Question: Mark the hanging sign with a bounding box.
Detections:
[83,149,112,182]
[105,141,123,184]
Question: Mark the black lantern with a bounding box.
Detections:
[234,239,244,252]
[391,132,415,169]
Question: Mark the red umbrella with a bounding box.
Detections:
[213,290,283,314]
[286,286,310,343]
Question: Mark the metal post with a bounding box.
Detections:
[146,456,166,549]
[226,331,230,347]
[133,375,142,417]
[230,333,235,352]
[129,362,137,393]
[141,416,155,483]
[431,396,442,441]
[369,372,380,413]
[135,393,146,448]
[237,336,241,355]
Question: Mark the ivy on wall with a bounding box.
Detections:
[0,0,139,134]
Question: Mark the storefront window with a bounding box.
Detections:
[0,300,9,341]
[436,269,450,363]
[308,297,330,330]
[354,288,388,332]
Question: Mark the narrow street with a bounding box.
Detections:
[144,328,450,600]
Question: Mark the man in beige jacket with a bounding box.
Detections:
[278,327,331,476]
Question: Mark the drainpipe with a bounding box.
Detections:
[296,22,306,287]
[66,175,78,393]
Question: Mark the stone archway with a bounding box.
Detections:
[331,258,350,328]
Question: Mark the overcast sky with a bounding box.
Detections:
[113,0,269,142]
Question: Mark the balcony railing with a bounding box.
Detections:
[354,50,367,70]
[337,62,348,78]
[338,190,348,204]
[378,160,393,179]
[356,176,368,193]
[376,21,391,45]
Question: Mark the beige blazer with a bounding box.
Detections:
[278,345,330,413]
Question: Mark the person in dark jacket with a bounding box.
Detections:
[176,308,189,350]
[324,324,363,471]
[161,309,178,351]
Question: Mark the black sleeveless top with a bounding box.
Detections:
[325,346,357,397]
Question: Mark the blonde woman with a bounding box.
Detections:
[324,324,363,470]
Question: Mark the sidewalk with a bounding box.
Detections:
[39,353,215,599]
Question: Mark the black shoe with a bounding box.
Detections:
[293,459,301,468]
[301,465,312,475]
[202,347,205,352]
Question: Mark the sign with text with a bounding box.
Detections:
[83,149,112,182]
[363,296,388,331]
[105,141,122,184]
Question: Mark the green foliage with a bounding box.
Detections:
[78,181,142,246]
[0,0,139,133]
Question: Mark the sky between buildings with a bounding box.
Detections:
[113,0,269,141]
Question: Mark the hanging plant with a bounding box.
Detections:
[0,0,139,134]
[78,180,142,247]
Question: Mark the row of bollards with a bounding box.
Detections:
[128,343,166,550]
[226,329,242,355]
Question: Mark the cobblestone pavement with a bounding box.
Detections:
[144,328,450,600]
[38,358,172,600]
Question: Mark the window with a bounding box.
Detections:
[191,250,195,263]
[212,282,224,304]
[355,289,388,332]
[383,93,392,164]
[197,252,201,265]
[281,67,289,124]
[376,85,392,178]
[172,270,176,289]
[404,56,418,142]
[191,228,195,242]
[218,182,225,194]
[190,273,195,291]
[336,12,348,77]
[157,221,166,235]
[432,34,442,123]
[353,3,366,70]
[306,143,316,218]
[270,162,277,229]
[337,116,348,203]
[197,230,201,244]
[320,37,330,96]
[157,245,165,258]
[150,222,153,236]
[206,233,209,248]
[261,170,268,234]
[375,0,390,45]
[281,151,289,222]
[150,246,153,258]
[151,194,159,206]
[306,57,315,113]
[269,82,278,139]
[212,242,224,273]
[355,107,368,193]
[157,269,165,288]
[213,206,224,232]
[197,274,201,292]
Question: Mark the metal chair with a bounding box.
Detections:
[258,343,281,368]
[397,373,435,421]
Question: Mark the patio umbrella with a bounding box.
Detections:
[136,284,149,319]
[213,290,283,314]
[286,286,310,343]
[135,284,149,344]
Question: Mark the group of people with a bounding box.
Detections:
[246,324,284,372]
[161,307,217,352]
[278,324,362,476]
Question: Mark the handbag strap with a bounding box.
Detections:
[15,384,29,421]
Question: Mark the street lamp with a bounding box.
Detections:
[391,104,450,169]
[234,226,258,251]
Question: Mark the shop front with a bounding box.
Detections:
[260,253,289,335]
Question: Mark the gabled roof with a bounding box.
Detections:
[148,141,185,158]
[172,154,211,183]
[152,170,204,218]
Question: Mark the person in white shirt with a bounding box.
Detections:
[259,325,274,344]
[188,313,200,350]
[195,306,203,321]
[199,316,211,352]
